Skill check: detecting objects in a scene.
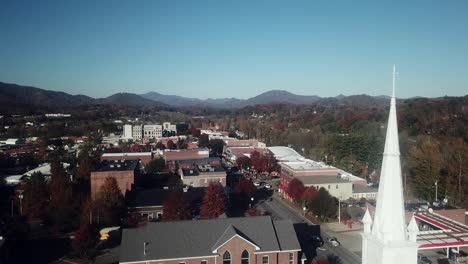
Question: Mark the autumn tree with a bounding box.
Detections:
[76,157,93,180]
[155,141,166,150]
[162,190,191,221]
[408,138,443,202]
[200,182,226,219]
[198,134,209,148]
[72,223,96,257]
[309,188,338,221]
[22,172,49,220]
[233,178,257,210]
[176,139,188,150]
[236,156,252,170]
[301,186,318,208]
[209,139,225,156]
[287,178,305,202]
[48,161,75,229]
[97,177,125,226]
[146,157,165,174]
[166,140,176,150]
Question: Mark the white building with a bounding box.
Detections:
[123,124,133,139]
[299,176,353,200]
[132,125,143,140]
[123,122,178,141]
[361,66,418,264]
[143,124,162,139]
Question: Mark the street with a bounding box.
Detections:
[256,190,361,264]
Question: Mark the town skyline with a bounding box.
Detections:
[1,0,468,99]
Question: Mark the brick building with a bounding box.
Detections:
[90,159,139,199]
[120,216,301,264]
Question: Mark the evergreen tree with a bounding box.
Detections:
[72,223,95,257]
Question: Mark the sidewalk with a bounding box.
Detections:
[273,193,320,225]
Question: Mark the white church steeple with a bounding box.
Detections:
[361,66,419,264]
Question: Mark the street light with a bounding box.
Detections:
[18,193,24,216]
[250,197,254,208]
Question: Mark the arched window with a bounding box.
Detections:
[241,250,249,264]
[223,251,231,264]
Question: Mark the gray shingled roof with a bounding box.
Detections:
[120,216,300,263]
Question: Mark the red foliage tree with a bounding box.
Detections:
[191,127,201,138]
[166,140,176,150]
[236,156,252,170]
[287,178,305,202]
[233,178,256,197]
[162,190,191,221]
[72,223,95,257]
[48,161,74,226]
[250,151,276,172]
[302,186,318,208]
[155,141,166,150]
[200,182,226,219]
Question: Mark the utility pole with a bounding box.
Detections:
[435,181,438,202]
[338,198,341,223]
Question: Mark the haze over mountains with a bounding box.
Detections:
[0,81,404,112]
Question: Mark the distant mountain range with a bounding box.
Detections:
[0,81,396,113]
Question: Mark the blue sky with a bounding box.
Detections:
[1,0,467,99]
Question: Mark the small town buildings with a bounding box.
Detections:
[123,123,179,140]
[164,148,210,170]
[297,175,353,200]
[352,184,378,200]
[101,152,153,166]
[179,164,227,187]
[127,187,205,220]
[225,146,268,162]
[224,138,266,148]
[120,216,301,264]
[90,159,140,199]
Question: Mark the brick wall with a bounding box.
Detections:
[91,170,135,199]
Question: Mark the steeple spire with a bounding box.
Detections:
[361,66,419,264]
[371,65,407,241]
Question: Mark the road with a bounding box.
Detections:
[256,192,361,264]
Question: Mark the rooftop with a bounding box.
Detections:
[297,175,351,185]
[268,146,303,162]
[97,159,139,172]
[353,184,378,194]
[102,152,152,157]
[281,160,335,171]
[120,216,300,263]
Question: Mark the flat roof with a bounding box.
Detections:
[297,175,351,185]
[102,152,152,157]
[268,146,303,162]
[353,184,378,193]
[281,160,335,171]
[97,159,139,172]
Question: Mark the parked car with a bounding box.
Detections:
[417,254,432,264]
[253,182,261,187]
[264,184,272,189]
[326,237,340,247]
[310,235,324,248]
